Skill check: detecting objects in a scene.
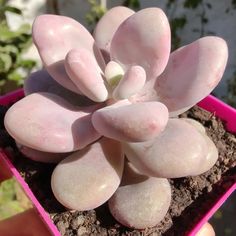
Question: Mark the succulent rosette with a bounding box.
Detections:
[4,6,228,229]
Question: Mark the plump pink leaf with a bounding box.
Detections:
[24,70,95,106]
[180,118,218,175]
[155,36,228,115]
[32,14,105,93]
[93,6,134,62]
[123,119,209,178]
[17,143,70,163]
[181,118,206,134]
[192,134,218,175]
[110,8,171,80]
[51,137,124,211]
[108,162,171,229]
[113,65,146,100]
[92,101,168,142]
[4,93,101,152]
[65,49,108,102]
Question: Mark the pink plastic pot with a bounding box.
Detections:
[0,89,235,236]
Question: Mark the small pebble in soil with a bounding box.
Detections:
[71,215,85,229]
[77,226,87,235]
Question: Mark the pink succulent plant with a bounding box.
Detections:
[4,6,228,229]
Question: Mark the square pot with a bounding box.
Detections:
[0,89,235,236]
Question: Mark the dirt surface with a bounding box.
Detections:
[0,105,235,236]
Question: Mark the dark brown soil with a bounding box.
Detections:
[0,105,235,236]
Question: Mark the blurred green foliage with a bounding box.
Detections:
[0,178,31,220]
[0,0,36,93]
[122,0,140,10]
[86,0,107,28]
